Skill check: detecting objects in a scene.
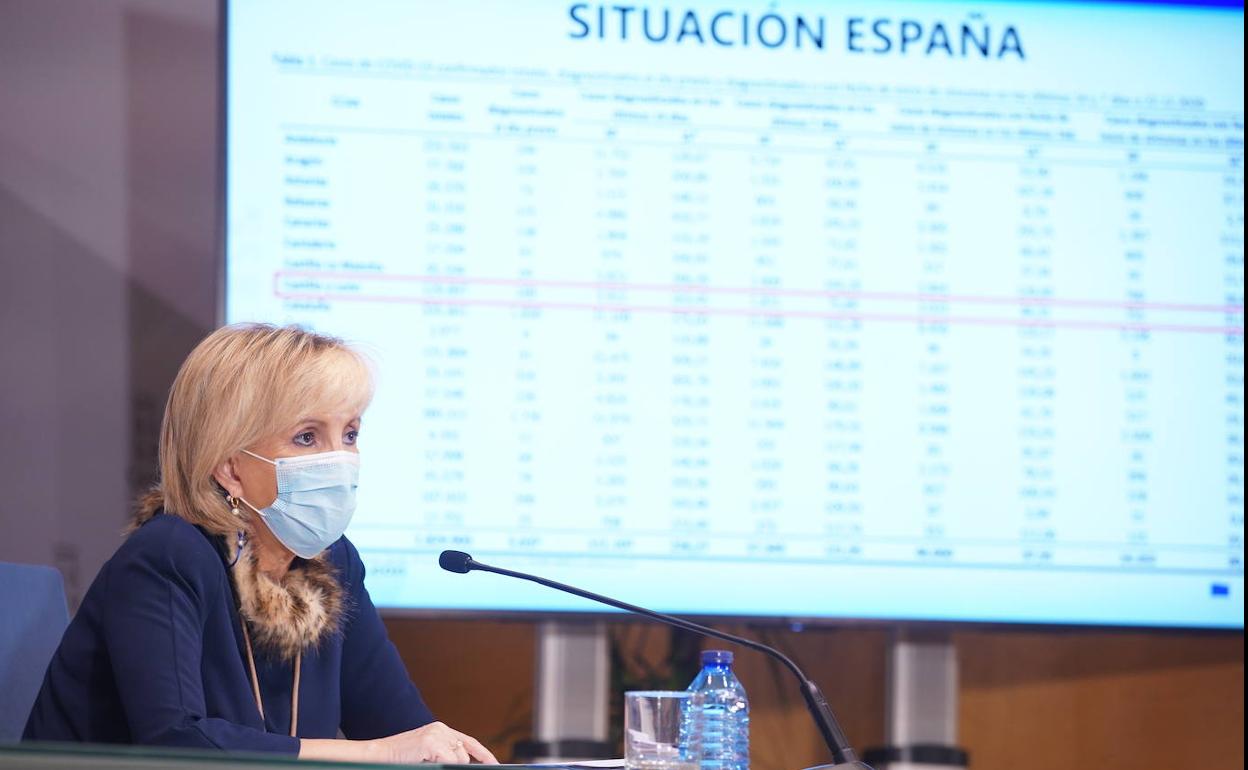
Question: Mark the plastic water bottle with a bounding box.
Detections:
[684,650,749,770]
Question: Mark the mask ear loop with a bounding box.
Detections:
[241,449,278,466]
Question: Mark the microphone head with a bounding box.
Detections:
[439,550,475,574]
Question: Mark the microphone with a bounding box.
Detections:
[438,550,871,770]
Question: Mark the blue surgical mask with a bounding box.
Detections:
[239,449,360,559]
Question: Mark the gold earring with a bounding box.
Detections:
[228,496,243,517]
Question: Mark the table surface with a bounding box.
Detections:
[0,742,616,770]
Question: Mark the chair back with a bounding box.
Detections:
[0,563,68,742]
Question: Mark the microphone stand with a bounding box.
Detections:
[445,552,872,770]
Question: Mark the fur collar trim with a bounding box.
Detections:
[230,542,344,661]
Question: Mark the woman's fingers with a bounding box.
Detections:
[437,739,469,765]
[378,722,497,765]
[456,732,500,764]
[427,746,457,764]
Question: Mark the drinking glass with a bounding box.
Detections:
[624,690,701,770]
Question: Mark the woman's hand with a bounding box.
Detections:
[369,721,500,764]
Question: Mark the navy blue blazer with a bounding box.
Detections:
[24,513,434,753]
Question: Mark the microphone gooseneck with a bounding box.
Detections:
[438,550,869,769]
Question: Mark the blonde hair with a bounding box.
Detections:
[134,323,374,535]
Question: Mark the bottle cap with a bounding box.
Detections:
[701,649,734,666]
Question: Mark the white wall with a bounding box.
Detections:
[0,0,219,607]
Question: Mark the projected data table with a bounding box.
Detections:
[227,1,1243,624]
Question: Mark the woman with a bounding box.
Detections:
[24,323,498,764]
